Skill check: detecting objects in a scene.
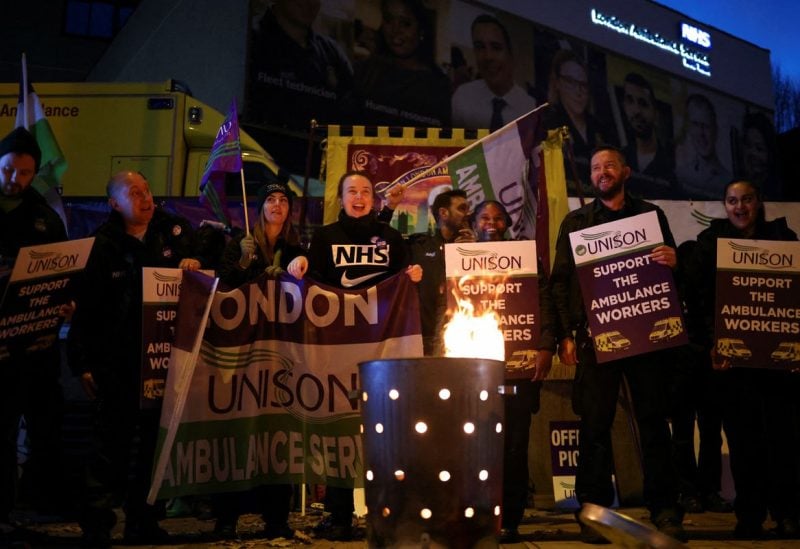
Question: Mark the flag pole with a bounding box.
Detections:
[240,168,250,237]
[21,53,29,130]
[300,118,318,244]
[391,103,549,190]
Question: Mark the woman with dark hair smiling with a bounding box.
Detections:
[686,179,799,540]
[471,200,556,543]
[351,0,450,127]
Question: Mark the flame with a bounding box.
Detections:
[443,296,505,362]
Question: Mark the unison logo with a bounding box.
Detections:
[25,249,79,274]
[576,229,649,256]
[154,270,182,297]
[457,247,522,271]
[728,241,794,269]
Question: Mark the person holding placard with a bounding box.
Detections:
[685,179,799,540]
[68,171,205,546]
[0,128,68,536]
[471,200,556,543]
[550,146,686,543]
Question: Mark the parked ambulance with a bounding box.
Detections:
[0,79,291,198]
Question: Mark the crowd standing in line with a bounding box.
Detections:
[0,118,799,545]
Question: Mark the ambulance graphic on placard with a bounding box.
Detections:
[594,331,631,353]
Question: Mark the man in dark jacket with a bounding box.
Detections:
[407,189,475,355]
[68,171,203,546]
[550,146,686,542]
[0,128,68,535]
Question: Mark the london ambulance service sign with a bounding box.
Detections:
[570,211,686,363]
[715,239,800,369]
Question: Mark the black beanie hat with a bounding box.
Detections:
[0,127,41,172]
[256,181,294,210]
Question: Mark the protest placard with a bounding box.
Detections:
[569,211,686,363]
[141,267,214,409]
[0,237,93,355]
[445,240,540,377]
[714,238,800,369]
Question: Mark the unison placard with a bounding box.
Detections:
[715,238,800,369]
[569,211,686,362]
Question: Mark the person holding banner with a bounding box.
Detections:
[68,171,205,546]
[307,171,421,541]
[471,200,557,543]
[0,127,68,535]
[218,181,307,288]
[550,146,686,542]
[686,179,799,539]
[212,181,306,540]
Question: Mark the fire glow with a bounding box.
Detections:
[443,296,505,362]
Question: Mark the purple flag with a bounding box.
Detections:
[199,99,243,225]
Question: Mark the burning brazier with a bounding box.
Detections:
[358,357,506,548]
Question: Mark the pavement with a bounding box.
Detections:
[5,503,800,548]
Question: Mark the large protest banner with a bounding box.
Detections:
[714,238,800,369]
[570,211,686,363]
[444,240,540,378]
[141,267,214,409]
[323,126,482,233]
[0,237,93,356]
[148,271,422,503]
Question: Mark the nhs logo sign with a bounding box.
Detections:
[681,23,712,49]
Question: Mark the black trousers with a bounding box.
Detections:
[501,379,541,529]
[669,346,725,498]
[721,368,799,526]
[325,486,355,525]
[213,484,293,527]
[1,349,64,522]
[573,334,681,522]
[80,390,162,531]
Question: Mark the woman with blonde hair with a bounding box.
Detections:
[219,181,307,287]
[213,180,306,540]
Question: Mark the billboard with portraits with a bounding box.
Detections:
[244,0,784,201]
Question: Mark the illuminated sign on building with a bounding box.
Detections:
[681,23,712,49]
[590,9,711,77]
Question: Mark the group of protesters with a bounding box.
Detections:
[1,123,799,546]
